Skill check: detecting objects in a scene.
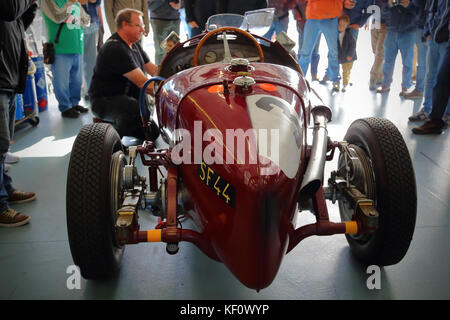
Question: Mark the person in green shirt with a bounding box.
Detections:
[41,0,91,118]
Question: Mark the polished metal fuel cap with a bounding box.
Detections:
[230,58,250,72]
[233,75,255,93]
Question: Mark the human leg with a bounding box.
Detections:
[320,18,339,82]
[0,94,31,227]
[415,30,427,93]
[51,54,73,113]
[398,31,416,91]
[423,41,443,113]
[83,25,99,96]
[68,54,82,108]
[151,19,180,64]
[412,40,450,134]
[151,19,167,65]
[299,19,321,77]
[370,23,386,85]
[342,62,354,86]
[429,40,450,121]
[91,95,146,140]
[381,31,398,89]
[311,36,321,79]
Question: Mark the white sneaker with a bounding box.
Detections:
[408,109,429,122]
[5,152,20,164]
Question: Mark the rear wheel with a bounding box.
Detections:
[338,118,417,266]
[66,123,126,279]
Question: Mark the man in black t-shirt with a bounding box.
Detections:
[89,8,157,140]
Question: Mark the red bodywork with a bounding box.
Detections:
[154,63,310,289]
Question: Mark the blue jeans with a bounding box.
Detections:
[430,39,450,120]
[150,19,180,65]
[83,23,99,95]
[297,25,320,77]
[0,93,16,212]
[423,40,450,115]
[382,30,415,89]
[51,54,82,113]
[414,28,427,93]
[264,15,289,40]
[299,18,339,81]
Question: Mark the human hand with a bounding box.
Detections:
[388,0,393,7]
[78,0,88,4]
[169,1,181,10]
[189,21,199,28]
[400,0,410,7]
[344,0,356,9]
[69,0,77,3]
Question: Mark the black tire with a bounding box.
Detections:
[339,117,417,266]
[66,123,125,279]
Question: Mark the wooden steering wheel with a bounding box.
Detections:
[192,27,264,67]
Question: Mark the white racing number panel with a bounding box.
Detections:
[245,94,302,179]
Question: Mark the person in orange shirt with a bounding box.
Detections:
[298,0,354,91]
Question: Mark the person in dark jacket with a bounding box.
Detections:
[0,0,38,227]
[376,0,419,95]
[216,0,268,15]
[337,15,357,91]
[185,0,216,36]
[408,0,450,124]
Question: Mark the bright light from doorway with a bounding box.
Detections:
[13,135,76,158]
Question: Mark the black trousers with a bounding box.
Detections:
[91,95,146,140]
[430,39,450,121]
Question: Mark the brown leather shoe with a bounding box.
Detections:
[399,87,409,97]
[62,108,80,118]
[403,88,424,99]
[0,208,30,227]
[412,119,445,135]
[8,190,37,204]
[73,105,89,113]
[376,86,390,93]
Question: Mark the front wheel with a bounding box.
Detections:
[66,123,126,279]
[338,118,417,266]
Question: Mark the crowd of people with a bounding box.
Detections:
[0,0,449,226]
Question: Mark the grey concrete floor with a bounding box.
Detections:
[1,26,449,300]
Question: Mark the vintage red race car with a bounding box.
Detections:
[66,11,417,291]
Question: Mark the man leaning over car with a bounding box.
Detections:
[89,8,157,140]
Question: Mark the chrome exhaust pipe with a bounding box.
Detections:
[298,106,331,201]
